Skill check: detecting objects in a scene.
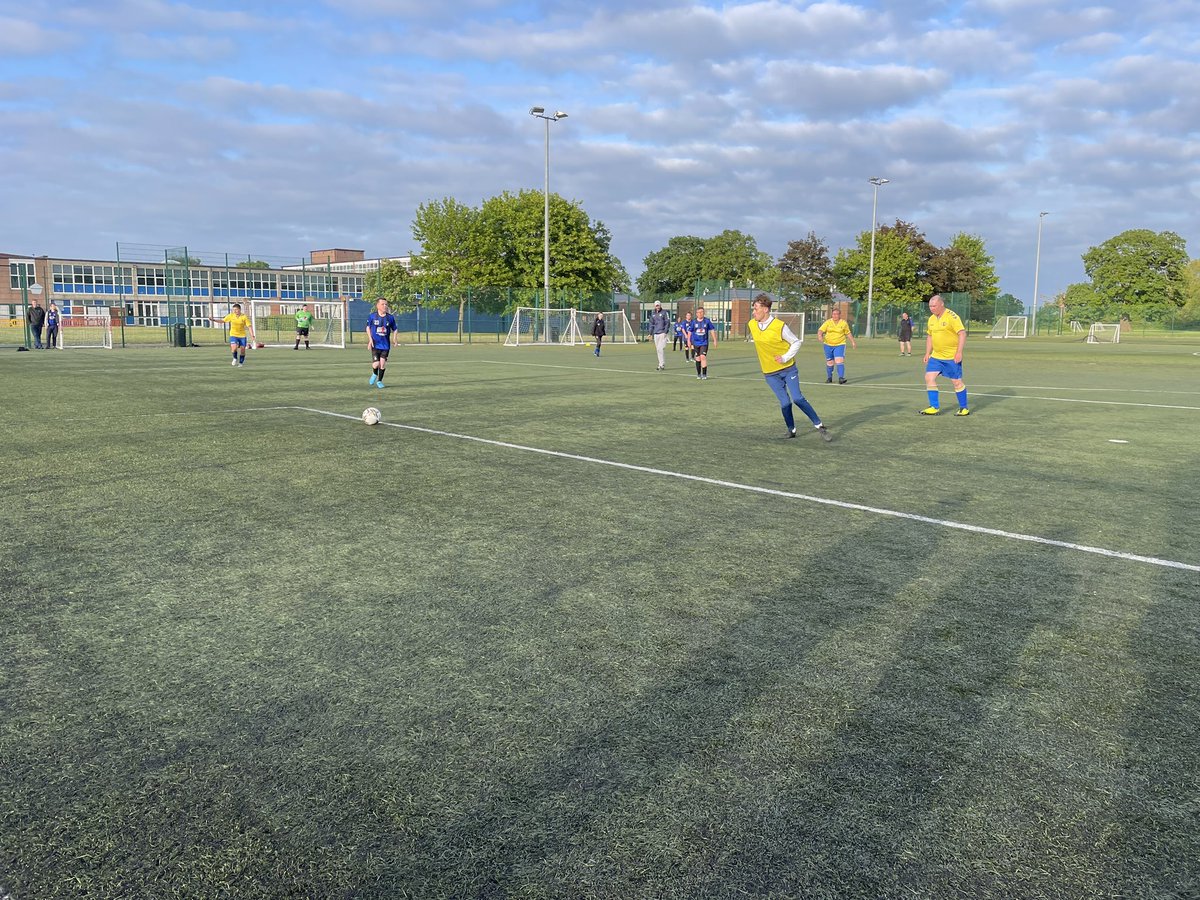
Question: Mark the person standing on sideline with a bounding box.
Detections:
[818,306,857,383]
[897,311,913,356]
[222,303,256,367]
[921,294,970,416]
[45,301,61,349]
[672,315,686,354]
[688,306,716,379]
[26,298,45,349]
[748,295,832,441]
[293,303,315,350]
[367,297,398,388]
[591,312,606,357]
[648,301,671,370]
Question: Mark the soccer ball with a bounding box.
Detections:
[361,407,381,426]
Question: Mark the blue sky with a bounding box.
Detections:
[2,0,1198,303]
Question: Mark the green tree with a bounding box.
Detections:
[637,236,707,298]
[1061,281,1103,323]
[878,220,937,283]
[1082,229,1188,320]
[362,260,412,308]
[948,232,999,297]
[833,227,924,308]
[235,259,271,269]
[776,231,834,305]
[1181,259,1200,325]
[699,229,772,286]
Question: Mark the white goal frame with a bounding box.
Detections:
[1086,323,1120,344]
[56,314,114,349]
[505,307,637,347]
[746,312,805,342]
[248,299,346,348]
[988,315,1028,339]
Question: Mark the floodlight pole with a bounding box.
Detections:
[529,106,568,322]
[865,176,889,339]
[1032,212,1048,335]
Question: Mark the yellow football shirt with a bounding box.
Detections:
[749,317,794,374]
[819,318,852,347]
[927,309,966,359]
[223,312,252,339]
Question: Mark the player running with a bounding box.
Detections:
[920,293,970,416]
[222,303,256,367]
[748,295,832,441]
[366,297,398,389]
[688,306,716,379]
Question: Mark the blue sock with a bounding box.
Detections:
[956,388,968,409]
[927,389,939,409]
[782,405,795,431]
[836,363,845,378]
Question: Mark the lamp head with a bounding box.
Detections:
[529,106,545,116]
[554,111,568,120]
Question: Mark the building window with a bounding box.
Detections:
[9,261,36,290]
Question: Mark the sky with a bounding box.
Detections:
[2,0,1199,304]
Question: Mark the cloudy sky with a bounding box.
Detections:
[2,0,1198,303]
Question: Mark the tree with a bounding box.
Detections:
[833,227,925,309]
[637,236,707,298]
[1082,229,1188,320]
[1061,281,1103,323]
[362,260,412,308]
[878,220,937,283]
[777,231,834,305]
[699,229,772,286]
[948,232,999,297]
[235,259,270,269]
[1181,259,1200,325]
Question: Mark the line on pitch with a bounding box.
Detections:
[290,405,1199,574]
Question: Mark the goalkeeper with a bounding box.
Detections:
[293,304,314,350]
[747,294,832,441]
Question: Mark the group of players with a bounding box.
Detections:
[224,293,970,439]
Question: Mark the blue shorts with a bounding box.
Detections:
[822,344,847,360]
[926,357,963,380]
[230,336,247,347]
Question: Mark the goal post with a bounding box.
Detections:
[987,316,1028,339]
[746,312,805,342]
[504,307,638,346]
[1086,323,1120,344]
[248,299,346,348]
[57,314,114,349]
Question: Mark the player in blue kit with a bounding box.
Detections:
[366,297,398,388]
[688,306,716,379]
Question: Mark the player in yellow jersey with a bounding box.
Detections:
[817,306,857,383]
[747,295,832,441]
[222,303,257,367]
[920,294,969,415]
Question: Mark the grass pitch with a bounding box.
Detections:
[2,334,1199,899]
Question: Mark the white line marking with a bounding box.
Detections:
[1108,439,1130,444]
[290,406,1199,574]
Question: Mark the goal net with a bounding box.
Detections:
[57,314,114,349]
[987,315,1028,339]
[505,308,638,346]
[248,299,346,348]
[1086,323,1120,344]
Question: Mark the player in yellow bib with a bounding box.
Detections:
[222,303,256,367]
[817,306,857,383]
[747,294,832,441]
[920,294,969,415]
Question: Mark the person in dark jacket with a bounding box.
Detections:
[591,312,606,357]
[26,298,46,349]
[898,311,913,356]
[648,301,671,370]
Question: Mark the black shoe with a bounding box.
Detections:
[825,377,833,383]
[784,429,797,439]
[838,377,848,384]
[817,425,832,442]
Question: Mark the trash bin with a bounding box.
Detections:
[174,324,187,347]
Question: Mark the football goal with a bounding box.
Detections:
[505,308,637,347]
[248,299,346,348]
[56,314,114,349]
[1086,323,1120,344]
[988,316,1028,339]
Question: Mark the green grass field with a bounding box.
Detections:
[3,335,1198,899]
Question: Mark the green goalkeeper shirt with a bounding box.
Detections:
[295,310,315,329]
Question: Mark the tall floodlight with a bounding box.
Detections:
[865,177,890,338]
[1032,212,1048,335]
[529,106,568,319]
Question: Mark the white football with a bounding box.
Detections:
[362,407,381,426]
